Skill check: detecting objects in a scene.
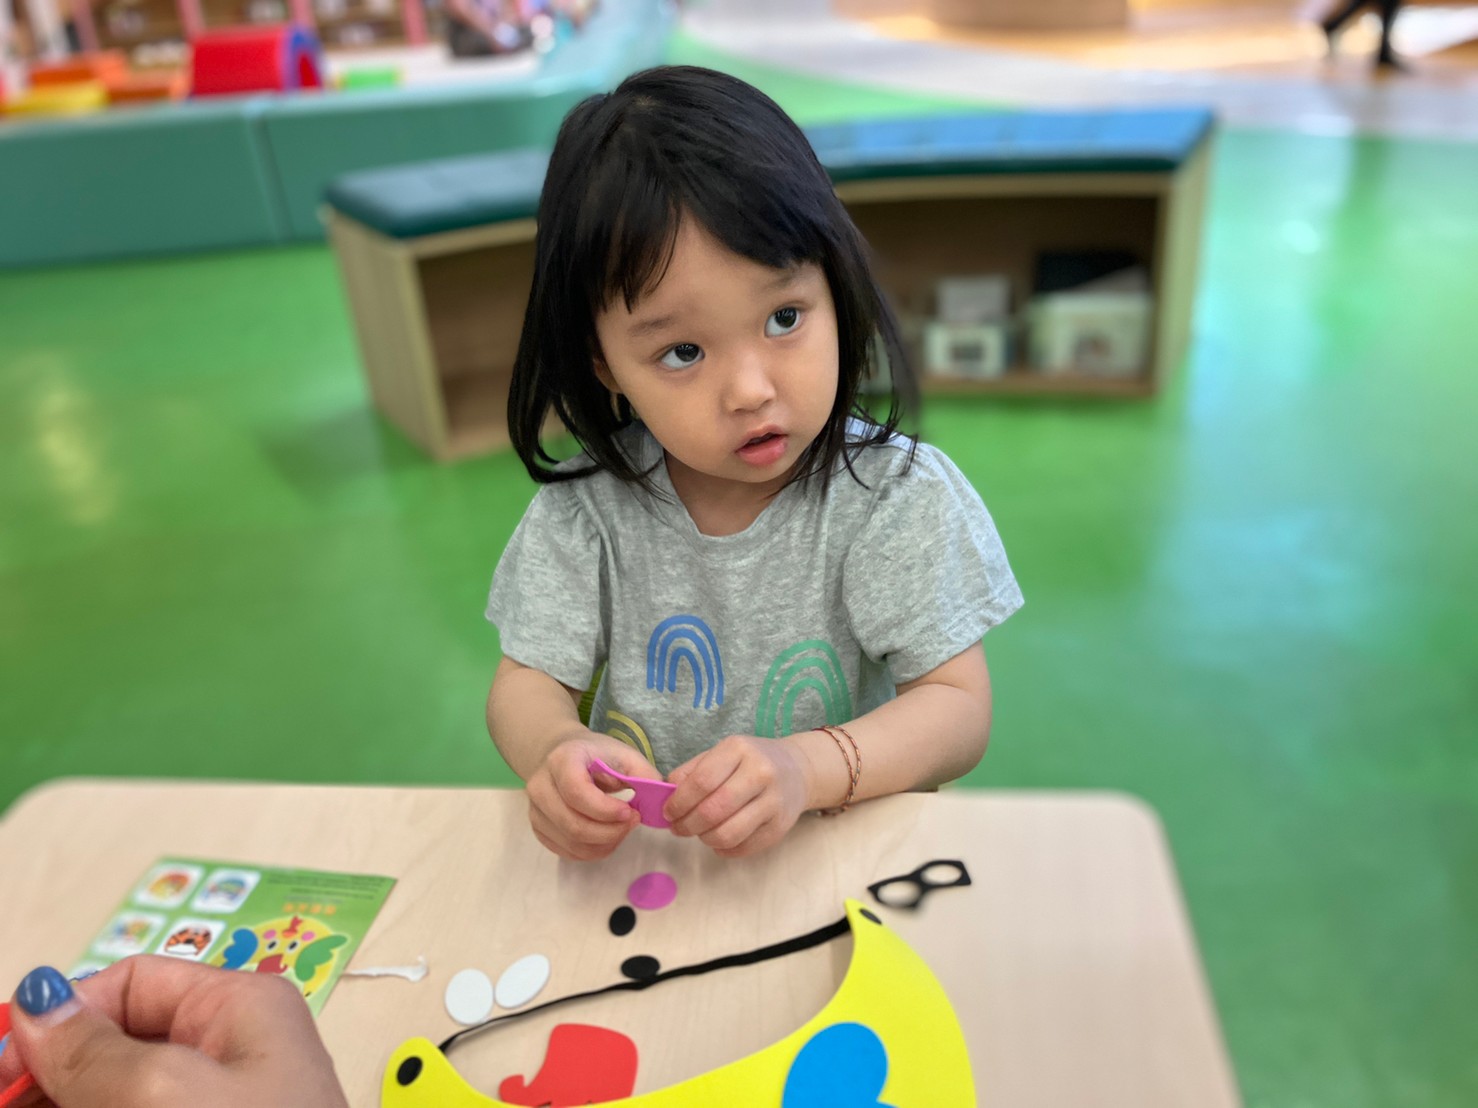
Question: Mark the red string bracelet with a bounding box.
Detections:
[816,725,861,815]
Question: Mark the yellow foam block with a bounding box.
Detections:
[3,82,108,116]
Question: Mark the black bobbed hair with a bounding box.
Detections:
[508,65,917,493]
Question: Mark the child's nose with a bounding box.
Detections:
[726,350,778,412]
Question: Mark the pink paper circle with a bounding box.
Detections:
[627,872,678,911]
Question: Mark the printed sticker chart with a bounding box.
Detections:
[77,858,395,1017]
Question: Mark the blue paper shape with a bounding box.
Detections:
[782,1023,897,1108]
[218,928,258,970]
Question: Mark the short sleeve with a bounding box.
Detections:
[485,485,608,691]
[842,445,1023,684]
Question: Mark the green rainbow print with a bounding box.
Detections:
[755,640,853,738]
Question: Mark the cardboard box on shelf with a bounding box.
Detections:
[922,320,1010,379]
[1027,291,1151,376]
[935,275,1012,326]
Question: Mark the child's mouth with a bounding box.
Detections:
[736,431,787,466]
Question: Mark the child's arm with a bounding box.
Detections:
[488,657,663,861]
[663,643,991,857]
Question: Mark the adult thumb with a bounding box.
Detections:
[9,967,187,1108]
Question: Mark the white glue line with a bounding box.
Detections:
[343,956,428,983]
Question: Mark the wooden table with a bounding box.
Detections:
[0,780,1241,1107]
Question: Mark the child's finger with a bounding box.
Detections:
[700,799,772,856]
[544,786,636,846]
[664,744,742,825]
[529,805,624,861]
[670,766,765,839]
[714,816,781,858]
[593,746,662,782]
[553,760,640,824]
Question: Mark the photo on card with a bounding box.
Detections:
[132,863,205,909]
[93,911,167,958]
[192,868,262,913]
[157,918,228,961]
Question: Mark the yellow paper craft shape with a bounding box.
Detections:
[212,914,348,998]
[382,899,974,1106]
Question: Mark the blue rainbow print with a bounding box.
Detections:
[755,640,853,737]
[647,615,725,710]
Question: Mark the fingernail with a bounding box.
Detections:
[0,1032,9,1060]
[17,967,74,1018]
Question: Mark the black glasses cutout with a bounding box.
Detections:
[867,859,972,911]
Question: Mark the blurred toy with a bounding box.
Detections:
[29,51,128,86]
[190,23,323,97]
[105,68,188,104]
[1,80,108,115]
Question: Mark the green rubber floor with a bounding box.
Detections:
[1,68,1475,1108]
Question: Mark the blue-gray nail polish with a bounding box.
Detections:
[17,966,73,1017]
[0,1032,9,1059]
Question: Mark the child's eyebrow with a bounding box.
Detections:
[626,267,811,337]
[627,313,678,339]
[764,267,805,291]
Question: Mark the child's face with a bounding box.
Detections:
[593,218,839,508]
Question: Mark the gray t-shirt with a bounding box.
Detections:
[486,422,1023,775]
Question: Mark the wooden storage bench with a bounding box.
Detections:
[325,107,1215,461]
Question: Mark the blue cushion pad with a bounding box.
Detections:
[324,148,549,239]
[809,107,1216,180]
[327,107,1215,239]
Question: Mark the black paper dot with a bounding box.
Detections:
[859,909,882,925]
[396,1057,423,1086]
[609,906,637,937]
[621,955,661,980]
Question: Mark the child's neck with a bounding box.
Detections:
[664,453,790,537]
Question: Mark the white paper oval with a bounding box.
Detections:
[495,953,551,1010]
[444,968,495,1026]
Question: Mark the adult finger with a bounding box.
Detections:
[6,966,219,1108]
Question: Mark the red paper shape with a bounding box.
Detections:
[0,1002,39,1108]
[498,1023,638,1107]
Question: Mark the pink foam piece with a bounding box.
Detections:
[627,872,678,911]
[589,758,677,828]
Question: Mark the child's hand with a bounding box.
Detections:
[527,733,661,861]
[663,736,810,858]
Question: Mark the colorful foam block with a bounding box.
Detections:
[191,24,324,98]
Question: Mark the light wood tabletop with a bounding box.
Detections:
[0,780,1241,1107]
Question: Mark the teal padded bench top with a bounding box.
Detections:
[808,107,1215,180]
[325,149,550,239]
[325,106,1217,240]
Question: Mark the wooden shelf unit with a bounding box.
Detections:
[93,0,189,51]
[327,213,544,461]
[834,142,1212,397]
[328,139,1212,461]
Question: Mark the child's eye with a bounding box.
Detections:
[765,307,802,337]
[659,343,703,370]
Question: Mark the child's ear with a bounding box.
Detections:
[593,355,622,396]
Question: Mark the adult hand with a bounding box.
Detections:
[664,735,811,857]
[0,956,347,1108]
[527,732,662,861]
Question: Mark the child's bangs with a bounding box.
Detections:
[585,153,827,316]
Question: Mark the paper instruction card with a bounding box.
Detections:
[78,858,395,1016]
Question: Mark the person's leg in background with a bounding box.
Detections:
[1320,0,1369,55]
[1374,0,1407,69]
